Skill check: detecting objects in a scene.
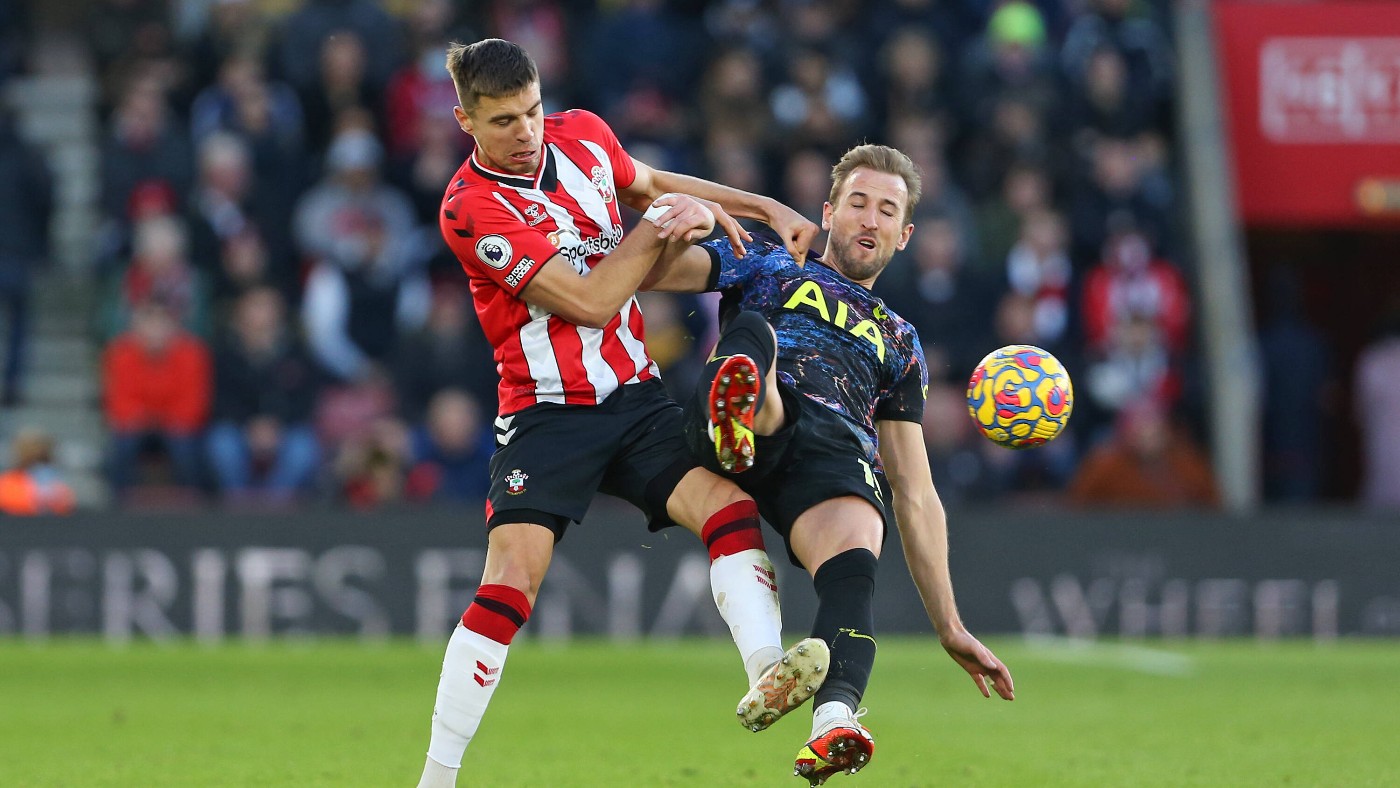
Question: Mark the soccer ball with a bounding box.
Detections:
[966,345,1073,449]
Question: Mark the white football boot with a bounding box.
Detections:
[737,638,830,732]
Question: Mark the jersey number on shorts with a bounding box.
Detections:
[856,458,883,502]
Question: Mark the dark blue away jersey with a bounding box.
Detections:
[702,233,927,465]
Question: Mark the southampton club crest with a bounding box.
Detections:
[504,469,529,495]
[590,165,615,203]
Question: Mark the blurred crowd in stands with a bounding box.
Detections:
[8,0,1385,514]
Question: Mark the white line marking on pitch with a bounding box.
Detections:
[1023,636,1197,676]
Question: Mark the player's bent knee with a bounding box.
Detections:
[477,566,542,603]
[481,523,555,600]
[667,467,749,533]
[704,477,751,513]
[791,497,885,568]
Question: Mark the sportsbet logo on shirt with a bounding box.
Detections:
[550,224,624,271]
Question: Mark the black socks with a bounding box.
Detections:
[810,547,878,712]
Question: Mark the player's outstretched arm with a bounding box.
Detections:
[634,196,723,294]
[520,195,714,328]
[637,243,715,294]
[623,157,819,263]
[876,418,1016,701]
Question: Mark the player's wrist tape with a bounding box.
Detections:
[642,193,677,226]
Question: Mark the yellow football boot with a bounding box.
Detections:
[709,354,761,472]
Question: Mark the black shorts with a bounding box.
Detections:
[487,379,698,540]
[684,382,892,568]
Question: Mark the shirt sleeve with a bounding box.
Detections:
[876,328,928,424]
[441,192,558,297]
[702,236,790,292]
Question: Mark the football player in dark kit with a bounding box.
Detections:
[640,144,1016,785]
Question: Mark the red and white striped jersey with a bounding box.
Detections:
[440,109,658,417]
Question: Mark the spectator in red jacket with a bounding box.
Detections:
[1081,224,1190,353]
[102,299,212,494]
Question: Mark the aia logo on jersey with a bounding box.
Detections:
[476,235,513,270]
[504,469,529,495]
[590,165,614,203]
[524,203,548,226]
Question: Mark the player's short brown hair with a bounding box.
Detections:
[829,144,923,224]
[445,39,539,112]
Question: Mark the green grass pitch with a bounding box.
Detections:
[1,637,1396,786]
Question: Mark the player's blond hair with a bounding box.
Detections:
[445,39,539,112]
[828,144,923,224]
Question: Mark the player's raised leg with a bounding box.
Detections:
[417,522,553,788]
[669,469,784,684]
[704,311,784,472]
[667,468,826,728]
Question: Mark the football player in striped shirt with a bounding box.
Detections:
[417,39,824,787]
